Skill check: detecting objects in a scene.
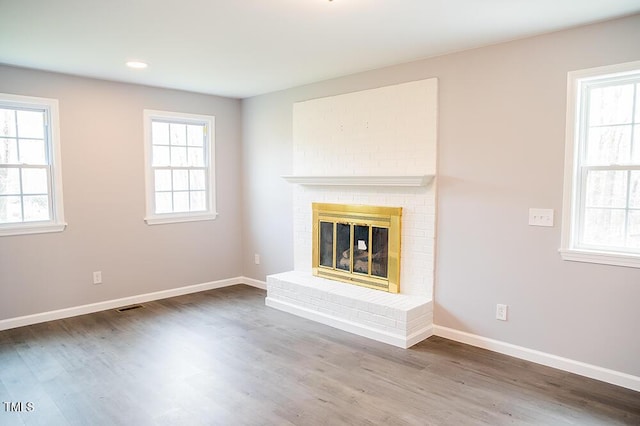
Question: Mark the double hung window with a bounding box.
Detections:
[561,61,640,267]
[0,93,65,236]
[143,110,216,224]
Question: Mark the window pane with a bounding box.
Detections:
[22,168,48,194]
[23,195,49,222]
[170,147,187,167]
[336,223,351,271]
[0,138,18,164]
[187,147,204,167]
[633,125,640,165]
[636,83,640,123]
[630,171,640,208]
[0,168,20,195]
[187,125,204,146]
[353,225,369,274]
[154,169,171,191]
[173,191,189,212]
[628,211,640,249]
[152,145,170,166]
[582,208,625,247]
[0,109,17,137]
[190,191,206,211]
[155,192,172,214]
[19,139,46,164]
[172,169,188,191]
[17,110,45,139]
[627,210,640,249]
[372,227,389,278]
[319,221,334,268]
[169,123,186,146]
[189,170,205,190]
[585,125,632,165]
[588,83,634,126]
[585,170,627,208]
[152,122,169,145]
[0,195,22,223]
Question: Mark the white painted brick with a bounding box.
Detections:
[267,272,432,339]
[370,313,397,328]
[288,81,438,337]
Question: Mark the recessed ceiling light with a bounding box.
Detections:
[126,61,148,69]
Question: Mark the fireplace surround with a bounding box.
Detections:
[312,203,401,293]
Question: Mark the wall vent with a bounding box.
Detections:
[116,304,144,312]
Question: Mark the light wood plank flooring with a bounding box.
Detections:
[1,285,638,425]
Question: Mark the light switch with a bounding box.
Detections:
[528,208,554,227]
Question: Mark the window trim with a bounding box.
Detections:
[0,93,66,237]
[560,60,640,268]
[143,109,217,225]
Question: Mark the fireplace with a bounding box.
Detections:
[266,79,436,348]
[312,203,401,293]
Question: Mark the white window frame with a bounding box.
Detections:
[560,60,640,268]
[0,93,66,237]
[143,109,217,225]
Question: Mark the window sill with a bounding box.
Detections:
[0,222,67,237]
[144,212,218,225]
[559,248,640,269]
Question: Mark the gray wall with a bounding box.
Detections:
[0,66,243,320]
[241,14,640,376]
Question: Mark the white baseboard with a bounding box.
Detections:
[4,280,635,393]
[434,325,640,392]
[266,296,432,349]
[0,277,251,332]
[240,276,267,290]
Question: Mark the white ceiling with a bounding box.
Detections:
[1,0,639,99]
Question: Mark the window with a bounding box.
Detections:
[143,110,216,224]
[561,61,640,267]
[0,93,65,236]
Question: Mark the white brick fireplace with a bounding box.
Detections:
[266,78,438,348]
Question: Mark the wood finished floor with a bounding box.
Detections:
[0,285,638,426]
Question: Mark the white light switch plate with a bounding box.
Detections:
[529,208,554,227]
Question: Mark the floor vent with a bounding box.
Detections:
[116,304,144,312]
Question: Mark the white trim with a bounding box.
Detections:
[240,276,267,290]
[282,175,433,187]
[4,279,635,392]
[561,60,640,266]
[0,222,66,237]
[266,296,432,349]
[0,93,66,237]
[144,212,218,225]
[559,248,640,268]
[434,325,640,392]
[143,109,217,225]
[0,277,245,331]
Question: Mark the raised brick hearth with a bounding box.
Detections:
[266,271,432,348]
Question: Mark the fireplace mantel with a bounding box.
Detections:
[282,175,433,187]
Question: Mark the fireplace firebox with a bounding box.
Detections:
[312,203,401,293]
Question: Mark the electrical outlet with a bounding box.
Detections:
[93,271,102,285]
[254,254,260,265]
[496,304,508,321]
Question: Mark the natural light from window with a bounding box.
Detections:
[143,110,216,225]
[561,61,640,267]
[0,94,65,236]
